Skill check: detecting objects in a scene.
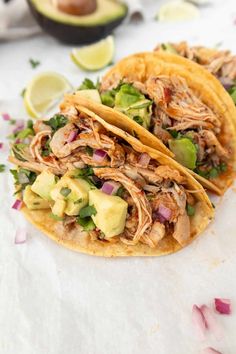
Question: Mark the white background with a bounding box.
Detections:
[1,1,236,353]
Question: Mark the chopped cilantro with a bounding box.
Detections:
[60,187,71,197]
[27,120,33,129]
[116,186,125,198]
[219,162,227,172]
[74,167,94,177]
[79,205,97,218]
[133,116,143,125]
[168,130,178,138]
[186,204,195,216]
[45,114,68,132]
[209,167,219,179]
[41,138,51,157]
[76,216,95,231]
[86,146,93,156]
[29,58,40,69]
[78,78,99,90]
[0,164,6,173]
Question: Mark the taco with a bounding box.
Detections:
[155,41,236,106]
[9,102,213,257]
[71,51,236,195]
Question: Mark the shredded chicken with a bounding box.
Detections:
[173,211,191,246]
[8,156,65,175]
[141,221,165,248]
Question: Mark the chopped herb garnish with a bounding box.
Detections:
[86,146,93,156]
[0,164,6,172]
[168,129,179,138]
[75,198,83,204]
[16,128,34,139]
[9,119,16,125]
[10,168,36,186]
[60,187,71,197]
[45,114,68,132]
[11,145,27,161]
[116,186,125,197]
[29,58,41,69]
[186,204,195,216]
[27,120,33,129]
[76,216,95,231]
[209,167,219,179]
[219,162,227,172]
[133,116,144,125]
[41,138,51,157]
[74,166,94,178]
[79,205,97,218]
[78,78,99,90]
[49,213,64,221]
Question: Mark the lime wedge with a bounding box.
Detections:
[157,1,199,22]
[24,72,73,118]
[71,35,114,71]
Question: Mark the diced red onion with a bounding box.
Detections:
[0,142,3,149]
[202,348,222,354]
[101,181,120,195]
[138,153,151,167]
[158,204,172,221]
[67,130,78,143]
[14,138,21,144]
[13,120,25,134]
[192,304,208,339]
[2,113,11,121]
[12,199,23,210]
[15,228,27,244]
[214,298,231,315]
[200,305,222,340]
[219,77,234,91]
[93,149,107,162]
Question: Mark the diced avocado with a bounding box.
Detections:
[50,175,93,216]
[23,185,50,210]
[77,89,101,103]
[126,99,152,129]
[169,138,197,170]
[115,84,143,108]
[28,0,128,45]
[89,189,128,238]
[31,170,57,201]
[52,199,66,218]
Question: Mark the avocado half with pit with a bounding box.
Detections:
[27,0,128,44]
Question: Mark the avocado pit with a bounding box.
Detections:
[56,0,97,16]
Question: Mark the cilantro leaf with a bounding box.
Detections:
[29,58,40,69]
[78,78,99,90]
[76,216,95,231]
[45,114,68,132]
[0,164,6,173]
[79,205,97,218]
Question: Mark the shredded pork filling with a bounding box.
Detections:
[10,111,196,248]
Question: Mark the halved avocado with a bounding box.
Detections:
[27,0,128,44]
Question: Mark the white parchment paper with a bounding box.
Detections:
[1,1,236,353]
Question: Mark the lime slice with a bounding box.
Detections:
[24,72,73,118]
[157,1,199,22]
[71,35,114,71]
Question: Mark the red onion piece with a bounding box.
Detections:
[0,142,3,149]
[14,138,21,144]
[13,120,25,134]
[192,305,207,339]
[2,113,11,121]
[67,130,78,143]
[12,199,23,210]
[138,153,151,167]
[202,348,222,354]
[15,228,27,244]
[214,298,231,315]
[101,181,120,195]
[158,204,172,221]
[200,305,222,340]
[93,149,107,162]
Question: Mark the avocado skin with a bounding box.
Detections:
[27,0,127,44]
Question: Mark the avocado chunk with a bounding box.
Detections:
[52,199,66,218]
[27,0,128,44]
[89,189,128,238]
[160,43,178,54]
[77,89,101,103]
[169,138,197,170]
[23,185,50,210]
[50,175,92,216]
[31,171,57,201]
[114,84,152,129]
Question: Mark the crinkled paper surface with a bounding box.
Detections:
[1,1,236,353]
